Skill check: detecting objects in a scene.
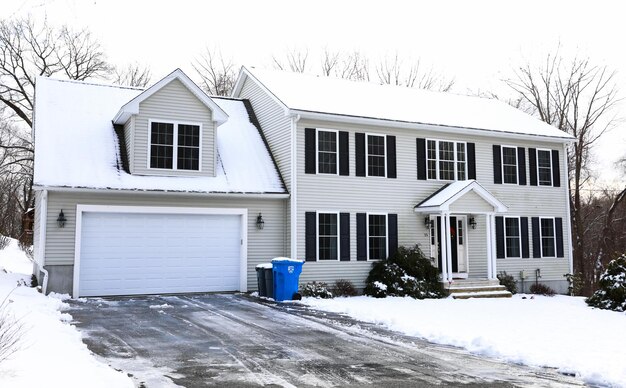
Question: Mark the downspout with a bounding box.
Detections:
[38,189,49,294]
[290,113,301,259]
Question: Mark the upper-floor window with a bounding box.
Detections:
[368,213,387,260]
[149,121,200,171]
[537,149,552,186]
[504,217,521,258]
[540,218,556,257]
[501,146,518,184]
[367,134,386,177]
[317,130,338,174]
[427,140,466,181]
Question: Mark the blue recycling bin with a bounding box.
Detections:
[271,258,304,302]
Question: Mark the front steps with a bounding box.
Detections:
[444,279,512,299]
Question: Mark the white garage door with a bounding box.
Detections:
[78,211,243,297]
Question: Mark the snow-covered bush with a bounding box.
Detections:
[0,293,24,365]
[332,279,358,297]
[563,272,584,296]
[529,283,556,296]
[497,271,517,294]
[0,235,9,250]
[586,254,626,312]
[364,245,444,299]
[301,281,333,299]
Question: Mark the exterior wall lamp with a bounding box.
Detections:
[57,210,67,228]
[256,213,265,230]
[424,217,433,228]
[469,216,477,229]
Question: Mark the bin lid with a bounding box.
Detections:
[255,263,273,269]
[271,257,304,264]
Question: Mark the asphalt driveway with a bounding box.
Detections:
[68,294,582,387]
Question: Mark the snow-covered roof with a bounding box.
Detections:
[414,180,507,213]
[33,77,285,194]
[238,68,574,141]
[113,69,228,126]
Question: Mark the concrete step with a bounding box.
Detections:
[447,285,507,294]
[452,290,513,299]
[444,279,501,289]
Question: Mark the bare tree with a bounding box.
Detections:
[193,48,236,96]
[505,52,621,294]
[112,63,152,87]
[272,48,309,73]
[376,53,454,91]
[320,49,370,81]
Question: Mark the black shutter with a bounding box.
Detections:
[529,148,537,186]
[386,135,397,178]
[340,213,350,261]
[355,133,365,177]
[518,147,527,185]
[493,145,502,184]
[339,131,349,176]
[388,214,398,258]
[305,212,317,261]
[305,128,316,174]
[416,138,427,180]
[521,217,530,258]
[555,217,564,258]
[532,217,541,258]
[495,216,505,258]
[552,150,561,187]
[467,142,476,180]
[356,213,367,261]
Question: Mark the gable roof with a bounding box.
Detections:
[414,180,508,213]
[33,77,285,194]
[235,67,575,141]
[113,69,228,125]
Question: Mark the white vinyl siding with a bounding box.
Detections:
[132,79,215,177]
[123,116,135,173]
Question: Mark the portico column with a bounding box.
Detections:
[486,213,493,280]
[439,213,448,283]
[490,214,498,279]
[445,212,453,283]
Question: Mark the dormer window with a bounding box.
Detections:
[149,120,200,171]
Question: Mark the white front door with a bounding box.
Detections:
[429,215,468,277]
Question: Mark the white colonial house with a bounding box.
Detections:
[32,67,575,297]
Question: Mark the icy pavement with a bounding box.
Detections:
[68,294,584,387]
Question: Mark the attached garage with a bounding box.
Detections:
[73,205,247,297]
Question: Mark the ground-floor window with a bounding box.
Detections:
[368,214,387,260]
[505,217,521,258]
[540,218,556,257]
[318,212,338,260]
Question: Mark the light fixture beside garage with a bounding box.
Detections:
[256,213,265,230]
[57,210,67,228]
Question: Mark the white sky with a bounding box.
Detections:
[3,0,625,186]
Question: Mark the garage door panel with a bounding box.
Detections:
[78,211,242,297]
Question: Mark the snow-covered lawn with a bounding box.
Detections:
[302,294,626,387]
[0,238,132,388]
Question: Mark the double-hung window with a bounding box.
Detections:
[537,149,552,186]
[150,121,200,171]
[540,218,556,257]
[368,214,387,260]
[317,130,338,174]
[501,146,518,184]
[318,213,338,260]
[426,140,467,180]
[504,217,521,258]
[367,134,386,177]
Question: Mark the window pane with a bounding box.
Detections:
[367,135,385,177]
[537,150,552,186]
[319,213,338,260]
[177,147,199,170]
[541,218,555,257]
[178,124,200,147]
[502,147,518,184]
[457,219,464,245]
[151,122,174,145]
[318,131,336,152]
[369,237,386,261]
[427,140,437,180]
[150,145,173,169]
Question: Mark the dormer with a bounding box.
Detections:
[113,69,228,177]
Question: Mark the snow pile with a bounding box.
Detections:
[247,68,574,140]
[0,238,132,387]
[0,239,32,275]
[301,295,626,387]
[34,77,284,194]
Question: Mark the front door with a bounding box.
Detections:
[431,216,467,277]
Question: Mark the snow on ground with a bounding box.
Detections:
[0,237,132,388]
[301,295,626,387]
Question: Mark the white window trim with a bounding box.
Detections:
[315,128,339,175]
[504,216,522,258]
[147,119,203,172]
[426,139,468,181]
[365,133,386,178]
[536,148,553,187]
[501,145,518,185]
[366,212,389,261]
[539,217,557,258]
[316,211,340,261]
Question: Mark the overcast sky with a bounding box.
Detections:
[3,0,625,186]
